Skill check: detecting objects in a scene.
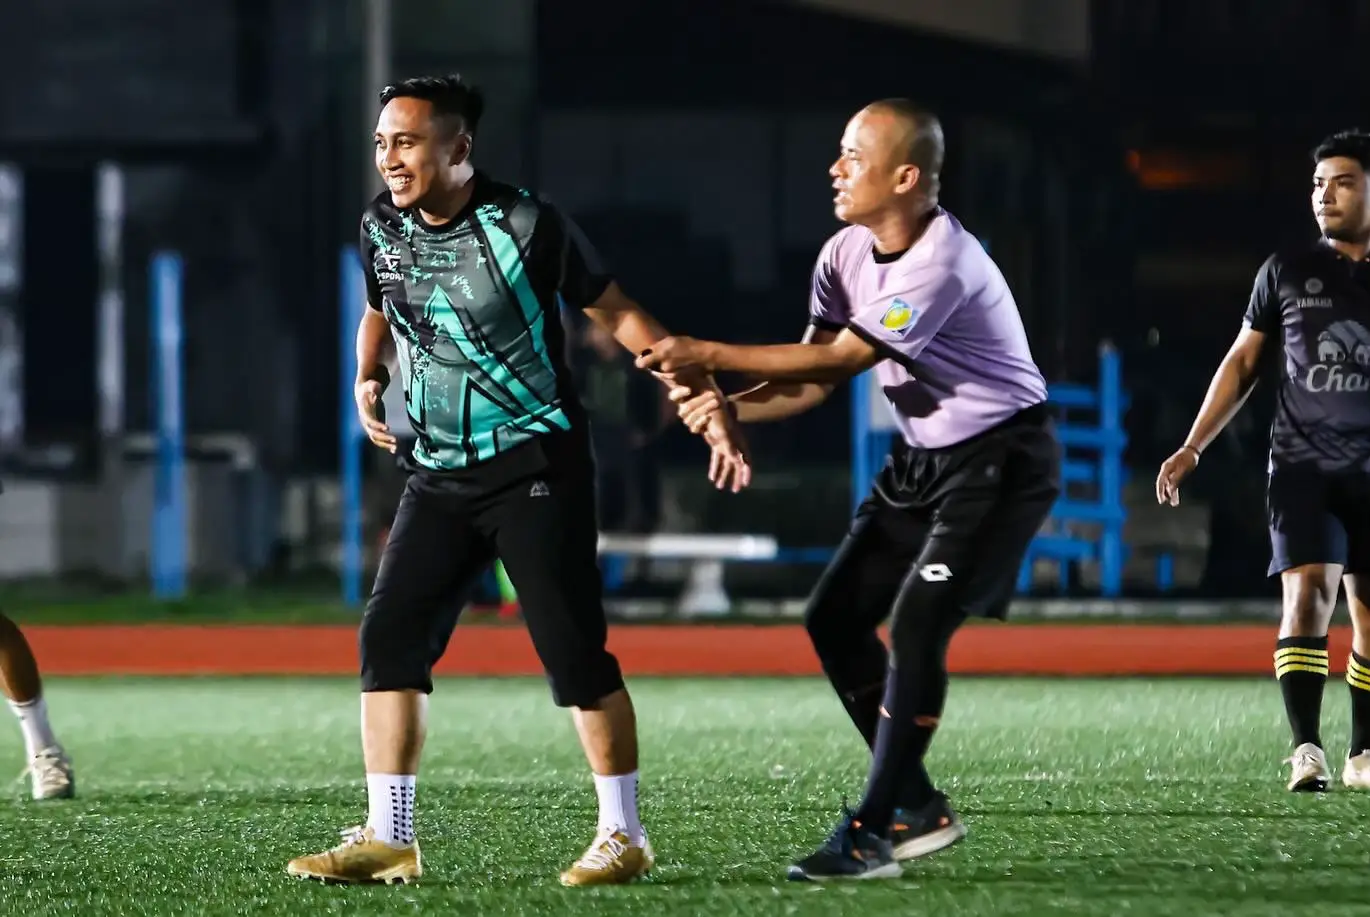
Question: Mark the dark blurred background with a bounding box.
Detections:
[2,0,1365,611]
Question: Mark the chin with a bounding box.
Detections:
[833,202,860,225]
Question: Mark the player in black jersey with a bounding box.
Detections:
[1157,129,1370,792]
[286,74,750,888]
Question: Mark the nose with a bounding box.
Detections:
[1320,184,1337,204]
[829,158,843,179]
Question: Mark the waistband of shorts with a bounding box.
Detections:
[897,401,1052,458]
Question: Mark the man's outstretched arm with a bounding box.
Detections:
[636,326,880,384]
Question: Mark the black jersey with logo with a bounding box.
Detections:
[360,172,610,472]
[1243,242,1370,473]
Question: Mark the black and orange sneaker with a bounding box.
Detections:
[889,791,967,862]
[786,807,902,882]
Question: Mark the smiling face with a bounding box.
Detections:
[829,107,922,226]
[1313,155,1370,244]
[373,96,471,211]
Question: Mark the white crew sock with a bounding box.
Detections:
[366,774,417,846]
[7,697,59,759]
[594,771,643,846]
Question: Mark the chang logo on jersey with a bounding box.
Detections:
[1307,319,1370,393]
[879,298,919,335]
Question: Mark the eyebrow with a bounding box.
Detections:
[1315,172,1357,182]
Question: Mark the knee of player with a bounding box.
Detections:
[546,652,624,709]
[889,574,965,641]
[803,596,853,646]
[1281,566,1340,632]
[358,604,430,668]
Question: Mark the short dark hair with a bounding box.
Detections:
[1312,129,1370,171]
[379,74,485,138]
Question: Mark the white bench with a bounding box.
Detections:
[596,532,779,616]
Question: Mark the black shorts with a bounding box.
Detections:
[1266,463,1370,576]
[812,404,1061,625]
[360,428,623,706]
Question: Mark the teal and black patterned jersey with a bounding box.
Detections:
[360,173,607,471]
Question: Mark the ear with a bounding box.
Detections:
[450,133,473,167]
[894,164,921,195]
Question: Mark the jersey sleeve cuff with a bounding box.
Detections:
[846,320,918,372]
[808,317,846,332]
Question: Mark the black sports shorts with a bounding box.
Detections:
[1266,462,1370,576]
[814,403,1062,624]
[360,428,622,705]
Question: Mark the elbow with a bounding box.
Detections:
[1224,354,1260,392]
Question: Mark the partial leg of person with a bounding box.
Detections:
[789,423,1059,882]
[1341,573,1370,787]
[1277,567,1339,790]
[484,461,650,887]
[0,612,73,800]
[1334,476,1370,788]
[804,492,925,750]
[288,478,493,883]
[881,447,1059,863]
[1267,466,1343,792]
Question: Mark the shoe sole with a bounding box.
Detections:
[287,868,420,885]
[1288,774,1330,792]
[892,821,967,862]
[559,859,654,887]
[786,861,904,882]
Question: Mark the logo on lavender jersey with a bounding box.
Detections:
[879,298,919,335]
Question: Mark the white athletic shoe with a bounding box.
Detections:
[1286,742,1330,792]
[19,746,75,800]
[1343,751,1370,789]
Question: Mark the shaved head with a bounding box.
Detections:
[831,101,945,230]
[863,99,944,201]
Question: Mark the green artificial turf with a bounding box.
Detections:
[0,676,1364,916]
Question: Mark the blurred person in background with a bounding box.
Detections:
[0,612,74,800]
[1157,129,1370,794]
[571,316,670,535]
[286,73,749,889]
[639,99,1060,881]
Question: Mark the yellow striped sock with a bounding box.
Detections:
[1276,637,1328,748]
[1348,651,1370,755]
[1348,653,1370,692]
[1274,643,1329,679]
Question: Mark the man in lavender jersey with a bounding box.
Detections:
[637,100,1061,881]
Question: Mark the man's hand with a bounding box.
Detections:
[661,381,750,489]
[669,385,724,434]
[700,410,752,493]
[1155,446,1200,506]
[635,336,715,375]
[355,379,397,454]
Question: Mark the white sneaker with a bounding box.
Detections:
[17,746,75,800]
[1343,751,1370,789]
[1286,742,1330,792]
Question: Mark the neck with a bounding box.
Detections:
[1326,234,1370,262]
[866,204,936,255]
[417,164,477,226]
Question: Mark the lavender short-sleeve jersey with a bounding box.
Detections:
[807,209,1048,448]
